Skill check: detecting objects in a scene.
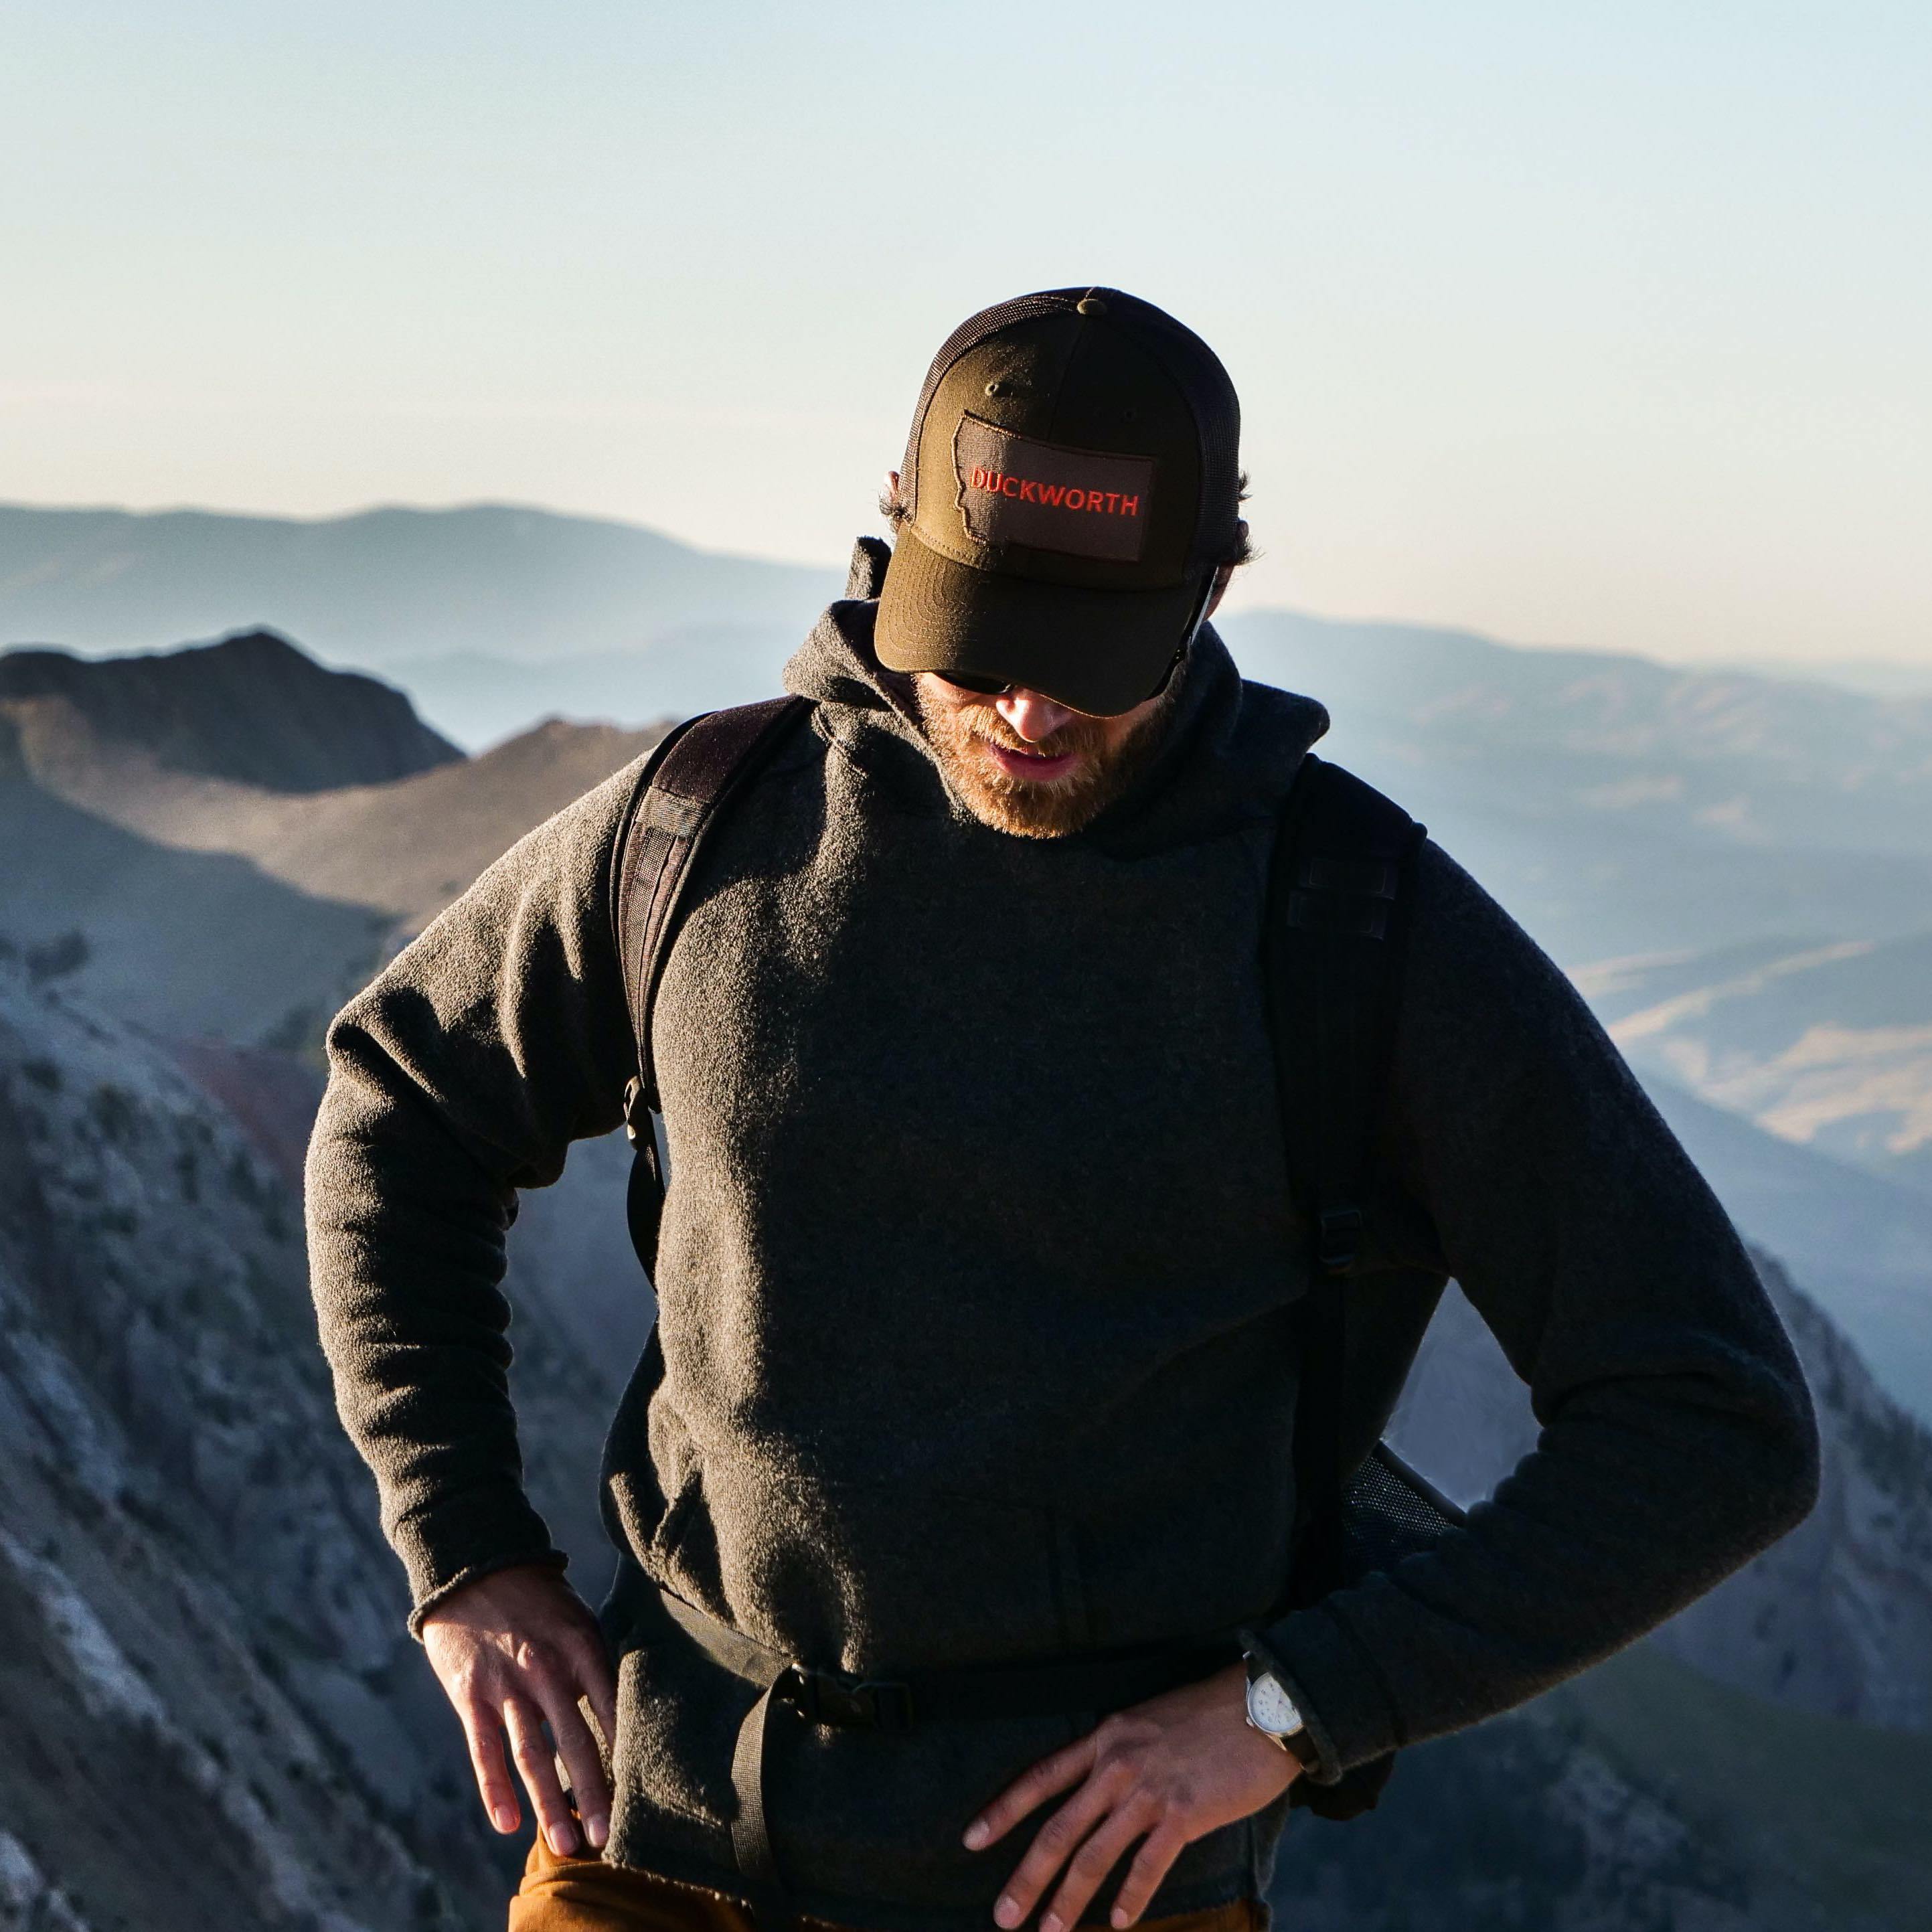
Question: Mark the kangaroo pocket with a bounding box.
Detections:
[641,1452,1092,1672]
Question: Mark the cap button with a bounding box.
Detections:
[1075,296,1108,315]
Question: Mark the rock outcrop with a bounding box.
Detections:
[0,965,496,1929]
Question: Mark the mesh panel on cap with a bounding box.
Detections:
[898,290,1083,523]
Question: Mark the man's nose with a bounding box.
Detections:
[995,689,1077,742]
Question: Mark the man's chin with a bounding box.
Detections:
[949,758,1105,839]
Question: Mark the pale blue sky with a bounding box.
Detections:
[3,2,1927,665]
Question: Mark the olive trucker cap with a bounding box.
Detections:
[874,287,1243,716]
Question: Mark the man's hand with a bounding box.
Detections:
[420,1562,619,1857]
[963,1664,1297,1932]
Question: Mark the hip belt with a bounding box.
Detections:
[655,1589,1242,1930]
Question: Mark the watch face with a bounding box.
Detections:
[1246,1670,1304,1737]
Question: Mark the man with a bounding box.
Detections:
[307,287,1818,1932]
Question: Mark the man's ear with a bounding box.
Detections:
[1204,521,1249,619]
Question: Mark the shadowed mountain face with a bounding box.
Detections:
[1275,1639,1932,1932]
[1639,1079,1932,1423]
[0,632,665,1046]
[0,629,459,792]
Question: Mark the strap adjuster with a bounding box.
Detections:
[1317,1204,1364,1275]
[773,1666,915,1734]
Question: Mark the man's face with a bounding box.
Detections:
[912,673,1177,839]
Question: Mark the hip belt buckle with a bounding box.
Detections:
[773,1664,915,1734]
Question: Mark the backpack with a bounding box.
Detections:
[609,538,1465,1835]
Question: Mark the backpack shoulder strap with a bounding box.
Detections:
[613,695,811,1266]
[611,536,887,1274]
[1267,752,1427,1611]
[1265,751,1427,1277]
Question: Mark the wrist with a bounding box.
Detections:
[1242,1652,1319,1773]
[418,1554,573,1633]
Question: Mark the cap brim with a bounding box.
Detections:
[874,526,1198,717]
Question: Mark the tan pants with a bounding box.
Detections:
[509,1834,1263,1932]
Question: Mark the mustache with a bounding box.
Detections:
[957,710,1111,762]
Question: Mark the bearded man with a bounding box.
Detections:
[307,288,1818,1932]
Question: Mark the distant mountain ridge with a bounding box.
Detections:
[0,501,839,666]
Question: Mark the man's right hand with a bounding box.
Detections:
[420,1562,619,1856]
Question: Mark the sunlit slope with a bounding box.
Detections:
[1583,934,1932,1197]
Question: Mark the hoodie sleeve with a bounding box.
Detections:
[1250,841,1821,1777]
[305,758,645,1631]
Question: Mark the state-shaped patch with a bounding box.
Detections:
[951,416,1157,564]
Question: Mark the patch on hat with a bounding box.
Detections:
[951,416,1155,564]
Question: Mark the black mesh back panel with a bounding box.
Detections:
[1340,1443,1468,1579]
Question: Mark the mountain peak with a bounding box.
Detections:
[0,627,461,793]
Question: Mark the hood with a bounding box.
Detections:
[782,596,1330,858]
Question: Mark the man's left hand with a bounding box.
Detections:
[963,1662,1298,1931]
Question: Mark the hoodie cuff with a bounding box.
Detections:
[1244,1602,1403,1779]
[390,1484,568,1638]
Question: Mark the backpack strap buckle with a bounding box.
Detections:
[1317,1203,1364,1276]
[621,1076,651,1147]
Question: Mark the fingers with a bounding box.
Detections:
[459,1702,522,1836]
[966,1733,1099,1850]
[503,1694,580,1856]
[1106,1822,1188,1929]
[1040,1798,1160,1932]
[991,1760,1132,1929]
[541,1685,614,1851]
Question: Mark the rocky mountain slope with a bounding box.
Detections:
[1281,1640,1932,1932]
[1598,1075,1932,1427]
[0,960,649,1931]
[0,965,491,1930]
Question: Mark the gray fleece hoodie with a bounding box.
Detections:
[307,603,1817,1929]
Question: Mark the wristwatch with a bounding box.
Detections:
[1243,1654,1321,1771]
